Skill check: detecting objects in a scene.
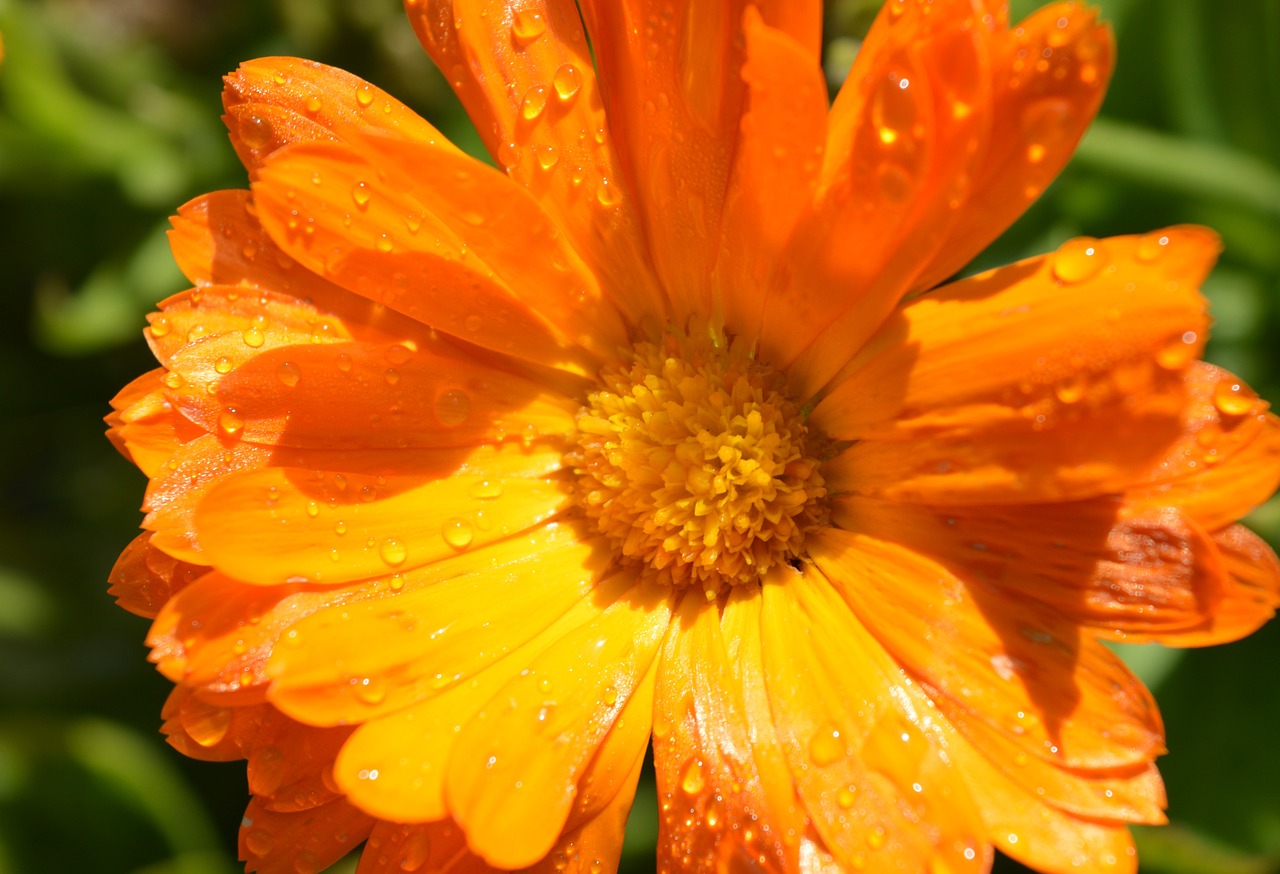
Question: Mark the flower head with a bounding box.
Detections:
[108,1,1280,873]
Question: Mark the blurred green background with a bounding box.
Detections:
[0,0,1278,872]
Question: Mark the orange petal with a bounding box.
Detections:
[914,4,1114,291]
[247,719,354,813]
[142,433,271,562]
[160,687,256,762]
[761,0,993,392]
[445,577,672,868]
[758,564,990,872]
[578,1,819,320]
[251,141,615,374]
[107,369,204,477]
[714,8,829,340]
[651,590,806,873]
[166,332,579,452]
[240,795,373,874]
[818,228,1216,503]
[809,528,1165,771]
[108,531,207,619]
[1129,362,1280,530]
[223,56,459,176]
[334,568,641,824]
[1127,524,1280,648]
[403,0,668,326]
[356,820,479,874]
[193,444,569,587]
[168,190,424,341]
[266,522,614,726]
[833,497,1226,640]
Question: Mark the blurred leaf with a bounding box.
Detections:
[1133,824,1279,874]
[0,567,53,639]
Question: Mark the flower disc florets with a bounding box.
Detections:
[574,326,829,595]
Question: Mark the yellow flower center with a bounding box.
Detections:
[573,326,829,596]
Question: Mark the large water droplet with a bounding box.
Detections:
[241,115,274,150]
[276,361,301,387]
[808,725,846,766]
[1136,232,1171,263]
[381,538,408,567]
[442,518,474,549]
[150,316,172,338]
[469,479,504,499]
[1214,378,1255,417]
[1156,331,1198,370]
[352,181,372,208]
[356,84,375,107]
[680,758,705,795]
[1051,237,1105,284]
[521,85,548,121]
[434,389,471,426]
[245,828,276,857]
[512,10,546,44]
[552,64,582,101]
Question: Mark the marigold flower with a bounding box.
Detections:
[107,1,1280,872]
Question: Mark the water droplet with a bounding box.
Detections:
[1156,332,1198,370]
[242,326,265,348]
[398,830,431,870]
[355,676,387,704]
[596,177,621,207]
[521,85,548,121]
[276,361,300,387]
[434,389,471,426]
[497,141,522,170]
[808,725,846,766]
[866,826,886,850]
[356,84,375,107]
[1214,379,1255,417]
[245,828,275,856]
[385,368,401,385]
[680,758,705,795]
[241,115,274,150]
[442,518,474,549]
[837,785,857,808]
[337,352,353,373]
[404,213,422,233]
[219,409,245,436]
[381,538,407,567]
[352,181,372,208]
[512,9,546,44]
[1020,98,1071,162]
[162,371,185,390]
[537,144,560,170]
[1136,232,1171,263]
[876,162,913,202]
[215,357,234,375]
[469,479,504,499]
[150,316,172,337]
[1051,237,1105,284]
[552,64,582,101]
[1055,373,1088,404]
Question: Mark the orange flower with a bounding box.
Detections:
[107,1,1280,872]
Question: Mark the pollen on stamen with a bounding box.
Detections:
[572,325,829,596]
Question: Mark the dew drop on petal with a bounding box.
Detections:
[276,361,300,387]
[380,538,407,567]
[245,828,276,857]
[521,85,548,121]
[680,758,705,795]
[1156,332,1198,370]
[162,371,185,390]
[1214,379,1255,417]
[1136,232,1171,263]
[356,84,375,107]
[241,115,274,150]
[352,181,372,208]
[1019,97,1071,161]
[1054,372,1088,404]
[219,409,245,436]
[398,831,432,871]
[215,357,234,375]
[808,725,846,766]
[1051,237,1105,284]
[837,785,857,809]
[512,9,546,44]
[442,518,474,549]
[469,479,504,499]
[355,676,386,705]
[866,826,887,851]
[150,316,171,337]
[552,63,582,101]
[434,389,471,426]
[497,141,522,170]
